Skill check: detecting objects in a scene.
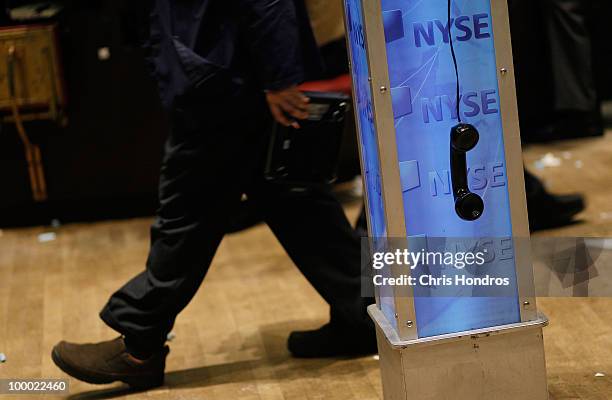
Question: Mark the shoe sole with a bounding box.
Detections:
[51,347,164,389]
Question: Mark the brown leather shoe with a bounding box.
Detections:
[51,337,168,389]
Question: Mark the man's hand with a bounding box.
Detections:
[265,86,310,128]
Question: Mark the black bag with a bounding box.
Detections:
[264,91,351,185]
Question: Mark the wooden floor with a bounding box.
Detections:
[2,129,612,399]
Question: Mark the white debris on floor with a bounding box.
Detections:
[600,212,612,221]
[575,160,584,169]
[373,355,380,361]
[534,153,562,170]
[167,332,177,342]
[0,353,6,363]
[595,372,606,378]
[38,232,57,243]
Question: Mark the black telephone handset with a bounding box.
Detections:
[450,123,484,221]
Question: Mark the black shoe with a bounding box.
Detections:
[525,170,585,231]
[52,337,168,389]
[288,322,377,358]
[528,192,585,231]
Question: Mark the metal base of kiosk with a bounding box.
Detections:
[369,305,549,400]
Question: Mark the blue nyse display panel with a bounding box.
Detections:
[345,0,397,326]
[346,0,386,241]
[382,0,521,337]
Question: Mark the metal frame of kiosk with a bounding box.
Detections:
[344,0,549,398]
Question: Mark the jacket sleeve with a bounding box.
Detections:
[237,0,305,91]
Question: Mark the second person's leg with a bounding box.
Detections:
[252,183,375,357]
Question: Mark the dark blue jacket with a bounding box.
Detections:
[148,0,322,109]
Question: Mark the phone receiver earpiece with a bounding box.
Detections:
[450,123,485,221]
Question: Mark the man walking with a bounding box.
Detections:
[51,0,375,389]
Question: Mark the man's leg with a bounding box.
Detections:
[509,0,602,141]
[252,183,375,357]
[543,0,603,138]
[99,116,234,357]
[543,0,597,114]
[52,93,267,386]
[508,0,555,138]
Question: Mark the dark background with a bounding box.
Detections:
[0,0,611,228]
[1,1,165,226]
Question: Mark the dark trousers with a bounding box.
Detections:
[509,0,598,127]
[99,88,371,350]
[542,0,597,113]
